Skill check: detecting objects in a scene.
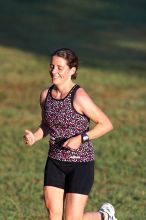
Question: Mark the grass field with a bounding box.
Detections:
[0,0,146,219]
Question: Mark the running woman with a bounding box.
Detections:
[23,48,117,220]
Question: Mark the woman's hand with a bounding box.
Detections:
[63,135,81,151]
[23,130,35,146]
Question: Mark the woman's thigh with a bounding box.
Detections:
[65,193,88,220]
[44,186,64,219]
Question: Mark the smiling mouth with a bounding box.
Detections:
[52,75,59,79]
[50,73,59,78]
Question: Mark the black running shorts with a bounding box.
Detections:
[44,157,94,195]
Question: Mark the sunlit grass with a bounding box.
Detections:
[0,43,146,220]
[0,0,146,218]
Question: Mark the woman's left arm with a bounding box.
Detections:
[63,88,113,150]
[75,88,113,140]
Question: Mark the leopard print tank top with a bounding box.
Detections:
[44,84,94,162]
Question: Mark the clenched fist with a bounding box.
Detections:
[23,130,35,146]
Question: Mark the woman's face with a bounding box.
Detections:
[49,55,75,85]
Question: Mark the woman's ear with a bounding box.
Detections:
[70,67,76,76]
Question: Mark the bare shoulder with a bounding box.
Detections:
[73,87,96,115]
[74,87,93,103]
[40,88,48,106]
[74,86,113,126]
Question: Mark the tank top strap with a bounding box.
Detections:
[46,84,80,102]
[44,85,53,102]
[49,85,54,92]
[70,84,80,100]
[43,85,53,112]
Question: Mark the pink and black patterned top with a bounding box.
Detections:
[44,84,94,162]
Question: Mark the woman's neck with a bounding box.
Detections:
[54,82,75,94]
[53,82,75,99]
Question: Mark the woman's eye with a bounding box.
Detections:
[49,65,54,70]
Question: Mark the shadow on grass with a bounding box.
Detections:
[0,0,146,76]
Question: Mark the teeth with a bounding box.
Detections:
[53,75,59,79]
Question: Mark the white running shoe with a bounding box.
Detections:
[99,203,117,220]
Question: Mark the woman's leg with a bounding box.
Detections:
[65,193,102,220]
[83,212,102,220]
[44,186,64,220]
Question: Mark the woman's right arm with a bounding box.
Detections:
[23,89,49,146]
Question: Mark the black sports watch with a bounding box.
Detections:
[81,132,89,144]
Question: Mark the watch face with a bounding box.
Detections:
[82,133,89,143]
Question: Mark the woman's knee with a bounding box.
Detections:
[44,186,64,219]
[47,205,63,218]
[65,193,88,220]
[45,197,63,219]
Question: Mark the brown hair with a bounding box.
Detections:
[51,48,79,79]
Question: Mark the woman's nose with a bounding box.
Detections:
[51,66,58,74]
